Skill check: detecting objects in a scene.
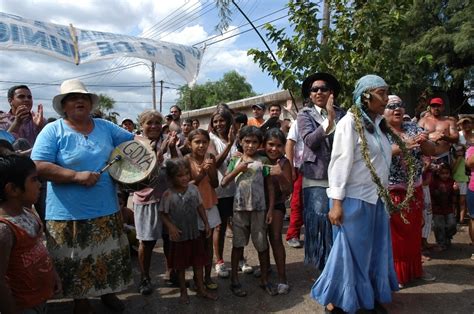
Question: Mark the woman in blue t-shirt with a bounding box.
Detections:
[31,79,134,313]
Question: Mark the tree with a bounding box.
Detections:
[176,71,257,110]
[97,94,120,124]
[247,0,473,112]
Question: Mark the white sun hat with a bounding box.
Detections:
[52,79,99,116]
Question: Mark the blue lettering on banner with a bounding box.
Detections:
[33,20,48,31]
[0,22,74,57]
[96,41,115,56]
[139,42,157,56]
[0,22,8,42]
[11,24,21,43]
[80,30,95,41]
[171,48,185,69]
[49,35,74,57]
[113,41,135,53]
[22,26,49,49]
[55,26,70,39]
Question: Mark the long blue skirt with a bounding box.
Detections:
[303,186,333,270]
[310,197,399,313]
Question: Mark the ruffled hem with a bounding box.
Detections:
[393,258,422,285]
[311,273,398,314]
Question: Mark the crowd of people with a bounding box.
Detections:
[0,72,472,314]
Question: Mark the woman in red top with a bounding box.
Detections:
[384,95,435,288]
[0,154,61,314]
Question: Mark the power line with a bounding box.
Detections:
[0,80,180,89]
[102,1,216,84]
[33,98,176,104]
[93,1,197,83]
[204,14,289,47]
[192,7,287,47]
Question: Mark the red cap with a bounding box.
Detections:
[430,97,444,105]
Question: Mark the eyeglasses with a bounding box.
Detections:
[386,102,405,110]
[310,86,330,93]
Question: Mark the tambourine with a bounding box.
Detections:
[106,140,158,191]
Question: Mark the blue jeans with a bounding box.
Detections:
[303,186,332,270]
[432,213,457,247]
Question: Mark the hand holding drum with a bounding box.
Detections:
[105,140,158,191]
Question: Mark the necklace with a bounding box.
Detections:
[351,106,416,221]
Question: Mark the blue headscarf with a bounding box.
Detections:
[353,74,388,107]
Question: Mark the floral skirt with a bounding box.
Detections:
[46,212,133,298]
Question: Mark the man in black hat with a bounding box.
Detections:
[297,73,345,271]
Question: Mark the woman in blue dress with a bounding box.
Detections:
[311,75,400,313]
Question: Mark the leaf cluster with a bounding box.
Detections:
[248,0,473,108]
[176,70,257,110]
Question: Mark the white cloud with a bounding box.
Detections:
[0,0,282,120]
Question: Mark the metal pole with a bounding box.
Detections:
[159,80,163,112]
[231,0,298,112]
[151,62,156,110]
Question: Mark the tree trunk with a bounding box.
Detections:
[321,0,330,45]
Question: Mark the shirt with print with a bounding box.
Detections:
[159,184,202,242]
[387,121,424,187]
[0,110,45,146]
[227,155,271,211]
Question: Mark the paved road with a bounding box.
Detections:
[48,223,474,313]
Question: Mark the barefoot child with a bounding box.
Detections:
[186,129,221,290]
[159,158,217,304]
[222,125,276,297]
[430,163,457,250]
[0,154,61,313]
[263,128,293,294]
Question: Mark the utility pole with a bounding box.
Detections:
[159,80,163,112]
[151,62,156,110]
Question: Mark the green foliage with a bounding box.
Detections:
[215,0,233,33]
[248,0,473,109]
[176,71,257,110]
[97,94,120,124]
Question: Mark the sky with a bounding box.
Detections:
[0,0,297,120]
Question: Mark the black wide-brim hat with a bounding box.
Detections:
[301,72,341,99]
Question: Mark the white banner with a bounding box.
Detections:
[0,12,204,84]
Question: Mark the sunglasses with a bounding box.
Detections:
[310,86,330,93]
[430,103,442,108]
[386,102,405,110]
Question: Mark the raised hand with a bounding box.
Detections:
[326,94,336,121]
[228,126,235,144]
[32,104,44,128]
[167,131,178,148]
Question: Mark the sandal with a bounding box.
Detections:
[277,282,290,295]
[259,282,278,296]
[205,280,218,290]
[230,283,247,297]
